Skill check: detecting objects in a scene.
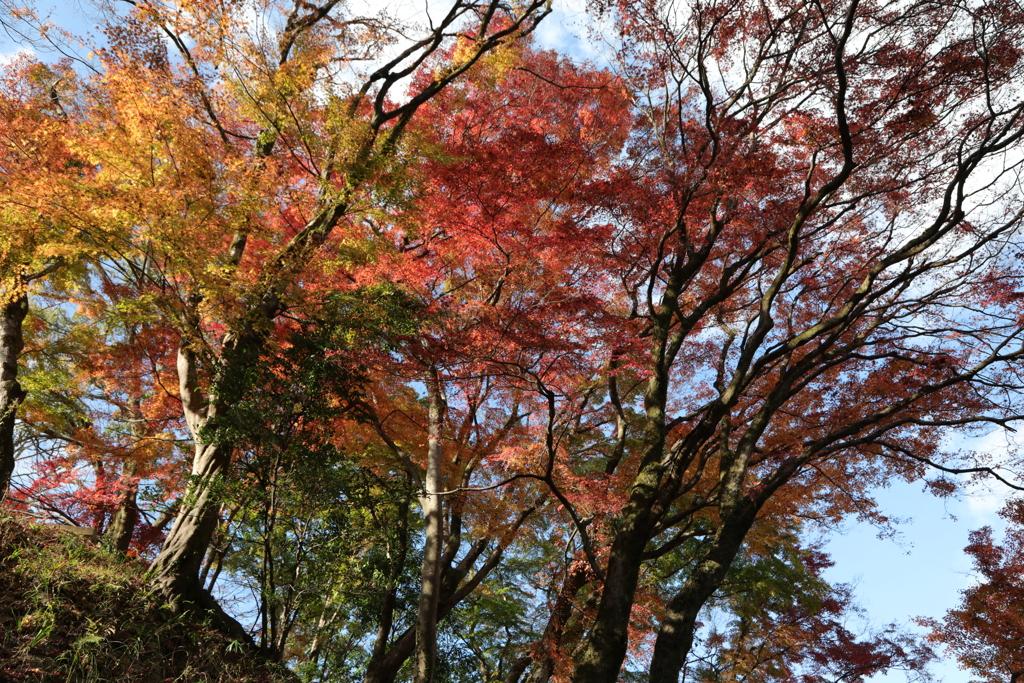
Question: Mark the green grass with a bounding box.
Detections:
[0,513,295,682]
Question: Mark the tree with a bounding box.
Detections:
[2,0,552,615]
[360,45,632,682]
[5,24,626,678]
[927,498,1024,683]
[0,55,82,501]
[122,0,551,615]
[197,287,417,665]
[523,0,1024,679]
[13,297,183,550]
[7,0,1024,680]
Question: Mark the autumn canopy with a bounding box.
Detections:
[2,0,1024,680]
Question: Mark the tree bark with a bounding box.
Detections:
[0,293,28,502]
[150,440,231,598]
[570,505,656,682]
[572,424,668,683]
[415,368,446,683]
[150,337,251,632]
[646,508,758,683]
[572,258,695,683]
[105,456,140,553]
[149,437,253,644]
[364,627,416,683]
[511,562,591,683]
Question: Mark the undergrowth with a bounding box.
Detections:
[0,513,295,682]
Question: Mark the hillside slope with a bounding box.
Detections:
[0,514,295,682]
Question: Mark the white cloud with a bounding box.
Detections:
[963,479,1011,530]
[956,427,1019,529]
[0,47,35,66]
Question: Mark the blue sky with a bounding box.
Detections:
[822,428,1018,683]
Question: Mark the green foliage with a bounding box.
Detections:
[204,283,420,448]
[181,285,428,672]
[18,305,95,432]
[223,446,419,666]
[717,533,831,622]
[436,570,540,683]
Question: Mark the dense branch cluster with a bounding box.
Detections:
[3,0,1024,681]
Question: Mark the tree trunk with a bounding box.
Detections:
[646,508,757,683]
[367,498,410,673]
[106,398,144,553]
[415,369,446,683]
[105,456,140,553]
[364,628,417,683]
[148,437,254,644]
[506,656,532,683]
[150,440,231,599]
[150,337,252,639]
[362,505,534,683]
[572,425,668,683]
[570,507,655,683]
[0,293,28,502]
[512,562,591,683]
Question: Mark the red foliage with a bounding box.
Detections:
[928,499,1024,683]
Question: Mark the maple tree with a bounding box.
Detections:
[0,55,83,502]
[13,304,182,552]
[5,0,1024,679]
[927,498,1024,683]
[109,0,550,627]
[354,46,633,683]
[1,0,554,670]
[534,0,1024,679]
[3,0,550,608]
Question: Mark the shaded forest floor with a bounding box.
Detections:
[0,513,295,682]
